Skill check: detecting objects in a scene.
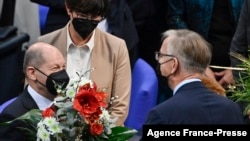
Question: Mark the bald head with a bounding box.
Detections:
[23,42,65,74]
[23,42,67,100]
[29,42,58,52]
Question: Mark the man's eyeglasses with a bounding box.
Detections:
[76,13,104,24]
[155,51,175,65]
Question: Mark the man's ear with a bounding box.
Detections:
[26,66,36,81]
[171,57,178,73]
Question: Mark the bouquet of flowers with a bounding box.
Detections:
[1,71,137,141]
[228,52,250,115]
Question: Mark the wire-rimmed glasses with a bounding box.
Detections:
[155,51,175,65]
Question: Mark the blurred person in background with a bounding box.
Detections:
[127,0,172,104]
[14,0,40,45]
[230,0,250,124]
[167,0,244,89]
[30,0,69,35]
[230,0,250,79]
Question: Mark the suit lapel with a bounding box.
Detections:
[90,29,101,81]
[54,25,68,62]
[21,87,39,110]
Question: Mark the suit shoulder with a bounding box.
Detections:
[151,99,175,113]
[0,100,21,120]
[0,94,34,120]
[38,28,63,43]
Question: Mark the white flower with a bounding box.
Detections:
[68,78,79,89]
[79,78,93,87]
[100,108,116,134]
[100,109,111,122]
[37,121,50,141]
[43,117,62,134]
[66,87,76,99]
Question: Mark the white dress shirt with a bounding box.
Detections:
[66,23,95,79]
[28,85,53,110]
[97,18,109,32]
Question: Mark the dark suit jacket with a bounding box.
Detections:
[167,0,244,67]
[126,0,168,68]
[0,87,39,141]
[144,81,244,124]
[107,0,139,67]
[230,0,250,78]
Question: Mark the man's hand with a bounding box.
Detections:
[214,69,235,89]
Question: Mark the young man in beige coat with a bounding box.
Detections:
[37,0,131,126]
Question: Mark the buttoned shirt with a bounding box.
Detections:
[66,23,95,79]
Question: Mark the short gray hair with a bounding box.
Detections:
[161,29,212,74]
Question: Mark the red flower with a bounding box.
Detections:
[94,91,107,108]
[86,107,102,123]
[73,83,108,118]
[78,83,96,93]
[73,91,99,118]
[42,107,55,117]
[89,123,103,136]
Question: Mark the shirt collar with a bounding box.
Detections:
[173,78,201,95]
[27,85,53,110]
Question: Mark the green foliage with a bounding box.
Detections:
[0,109,42,140]
[0,109,137,141]
[0,109,42,126]
[107,126,137,141]
[228,52,250,115]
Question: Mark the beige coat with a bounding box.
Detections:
[38,26,131,126]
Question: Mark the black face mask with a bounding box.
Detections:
[35,68,70,95]
[72,18,99,39]
[156,63,161,76]
[156,63,173,86]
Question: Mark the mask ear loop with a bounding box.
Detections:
[34,67,49,77]
[35,78,47,88]
[33,67,48,88]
